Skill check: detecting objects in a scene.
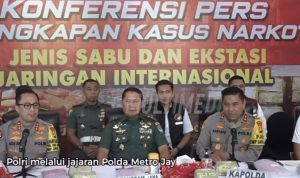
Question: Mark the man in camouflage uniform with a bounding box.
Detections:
[196,87,264,162]
[67,79,111,159]
[97,87,170,161]
[0,86,59,162]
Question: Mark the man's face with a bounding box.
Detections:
[15,93,39,124]
[229,79,245,92]
[122,91,142,117]
[83,82,100,103]
[157,84,173,106]
[222,94,245,122]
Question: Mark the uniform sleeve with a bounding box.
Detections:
[235,118,264,162]
[196,120,211,159]
[0,124,7,162]
[46,124,59,159]
[234,144,263,162]
[153,122,168,147]
[183,109,193,134]
[292,116,300,144]
[67,109,77,129]
[257,103,267,140]
[99,123,113,150]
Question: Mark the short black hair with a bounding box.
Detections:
[15,85,39,104]
[221,86,245,101]
[82,79,99,87]
[155,80,173,92]
[228,75,245,85]
[122,87,143,101]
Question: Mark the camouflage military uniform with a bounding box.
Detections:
[67,102,111,159]
[0,118,59,162]
[196,112,264,162]
[100,114,168,160]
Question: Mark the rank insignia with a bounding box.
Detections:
[113,125,119,129]
[155,122,163,133]
[142,125,150,129]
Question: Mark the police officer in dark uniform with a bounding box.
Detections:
[97,87,170,161]
[0,86,59,162]
[67,79,111,159]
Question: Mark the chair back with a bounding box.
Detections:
[265,112,294,160]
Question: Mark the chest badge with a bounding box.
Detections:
[142,125,150,129]
[119,143,125,150]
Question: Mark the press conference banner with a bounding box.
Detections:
[0,0,299,124]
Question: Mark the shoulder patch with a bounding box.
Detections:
[249,118,265,146]
[47,124,59,152]
[155,122,163,133]
[143,114,157,121]
[48,124,57,140]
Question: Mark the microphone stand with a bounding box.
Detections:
[13,143,36,177]
[230,128,238,162]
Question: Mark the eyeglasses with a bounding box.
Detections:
[17,103,40,110]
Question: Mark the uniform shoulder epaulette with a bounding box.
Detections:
[99,103,112,109]
[108,115,128,125]
[142,114,158,122]
[107,111,125,123]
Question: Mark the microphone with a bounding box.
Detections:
[19,129,30,152]
[230,128,238,144]
[229,123,238,161]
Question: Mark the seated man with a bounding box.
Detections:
[67,79,111,159]
[97,87,170,161]
[228,75,267,139]
[292,116,300,160]
[145,80,193,158]
[0,86,59,162]
[196,87,264,162]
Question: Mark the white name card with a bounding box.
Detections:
[226,170,268,178]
